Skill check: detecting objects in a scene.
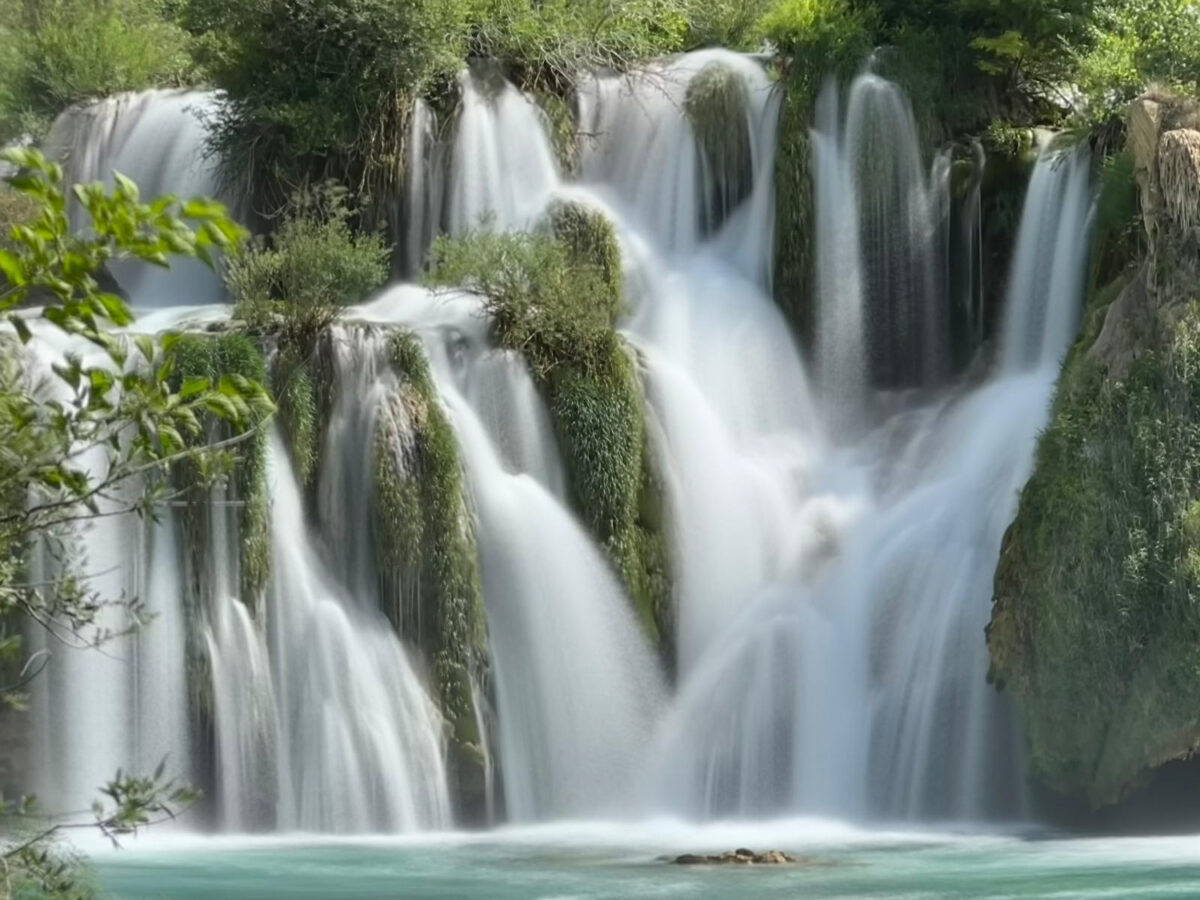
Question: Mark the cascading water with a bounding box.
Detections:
[21,48,1095,834]
[351,288,665,821]
[42,90,230,308]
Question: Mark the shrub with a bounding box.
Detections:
[1075,0,1200,127]
[228,182,390,348]
[424,222,620,379]
[184,0,471,214]
[0,0,193,141]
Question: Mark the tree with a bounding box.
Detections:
[0,146,270,897]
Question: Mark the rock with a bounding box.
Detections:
[1158,129,1200,233]
[670,849,799,865]
[1129,98,1165,246]
[761,851,795,864]
[1088,264,1148,379]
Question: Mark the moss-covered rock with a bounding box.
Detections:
[372,330,490,819]
[770,31,867,334]
[424,208,675,656]
[990,96,1200,809]
[546,348,672,651]
[171,333,271,609]
[532,88,579,175]
[271,347,319,489]
[685,62,753,236]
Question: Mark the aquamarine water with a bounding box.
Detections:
[92,823,1200,899]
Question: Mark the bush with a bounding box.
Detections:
[184,0,471,214]
[0,0,193,141]
[1075,0,1200,127]
[228,182,390,348]
[424,220,620,379]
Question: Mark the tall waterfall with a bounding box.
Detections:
[23,52,1093,832]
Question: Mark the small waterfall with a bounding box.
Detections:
[811,74,952,391]
[266,434,450,832]
[631,68,1091,822]
[1001,145,1093,372]
[42,90,229,308]
[356,289,665,821]
[21,328,192,820]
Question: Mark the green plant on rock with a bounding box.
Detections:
[272,346,319,489]
[762,0,871,332]
[228,181,390,350]
[991,309,1200,807]
[685,62,754,235]
[373,331,488,778]
[424,218,620,380]
[425,209,672,651]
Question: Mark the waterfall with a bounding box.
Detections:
[811,74,954,392]
[42,90,229,308]
[353,288,666,820]
[21,327,193,820]
[266,434,450,832]
[19,49,1096,833]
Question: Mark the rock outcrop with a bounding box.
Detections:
[989,94,1200,810]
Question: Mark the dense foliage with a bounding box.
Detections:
[228,181,390,347]
[0,0,193,141]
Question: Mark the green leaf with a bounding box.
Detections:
[135,335,156,363]
[0,249,26,286]
[180,376,209,400]
[113,171,140,202]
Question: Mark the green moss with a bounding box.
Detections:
[769,9,870,333]
[426,215,674,653]
[373,331,487,750]
[547,350,671,647]
[685,62,753,235]
[545,199,622,297]
[271,347,319,488]
[532,88,578,175]
[991,309,1200,807]
[424,221,619,380]
[171,333,271,608]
